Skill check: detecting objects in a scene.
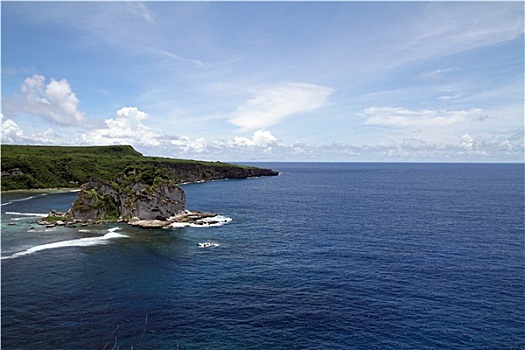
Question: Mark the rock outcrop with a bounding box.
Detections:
[37,162,279,228]
[70,179,121,222]
[70,176,186,223]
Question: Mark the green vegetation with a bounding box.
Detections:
[41,215,73,223]
[1,144,263,191]
[121,164,174,188]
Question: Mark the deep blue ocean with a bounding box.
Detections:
[1,163,524,349]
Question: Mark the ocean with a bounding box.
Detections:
[1,163,524,349]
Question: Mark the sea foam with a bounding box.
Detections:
[5,211,48,217]
[1,227,128,260]
[169,215,232,228]
[1,193,52,207]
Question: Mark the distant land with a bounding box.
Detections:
[0,145,279,191]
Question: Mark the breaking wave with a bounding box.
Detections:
[1,194,49,207]
[169,215,232,228]
[1,227,128,260]
[5,211,48,217]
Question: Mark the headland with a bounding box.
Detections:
[1,145,279,228]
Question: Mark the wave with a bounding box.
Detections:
[5,211,48,217]
[3,193,49,205]
[1,227,128,260]
[198,241,220,248]
[17,193,48,201]
[1,191,70,207]
[169,215,232,228]
[10,217,41,221]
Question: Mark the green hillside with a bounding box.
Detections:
[1,145,274,191]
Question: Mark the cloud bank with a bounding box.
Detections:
[1,75,521,163]
[361,107,486,128]
[2,109,522,162]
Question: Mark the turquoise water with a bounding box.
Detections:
[2,163,524,349]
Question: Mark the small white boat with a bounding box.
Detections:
[198,241,219,248]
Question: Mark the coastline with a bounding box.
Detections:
[3,179,237,228]
[1,172,279,194]
[2,169,277,228]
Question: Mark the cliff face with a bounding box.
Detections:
[71,177,186,222]
[119,180,185,220]
[65,161,279,226]
[70,179,121,221]
[163,162,279,183]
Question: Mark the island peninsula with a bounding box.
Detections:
[1,145,279,228]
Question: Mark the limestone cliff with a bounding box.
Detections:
[70,166,187,224]
[163,162,279,183]
[70,177,186,222]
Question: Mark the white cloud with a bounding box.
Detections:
[191,138,207,152]
[252,129,278,147]
[170,136,192,152]
[461,133,475,150]
[438,93,461,101]
[418,68,456,81]
[168,129,279,157]
[4,101,522,163]
[9,75,89,128]
[361,107,486,128]
[1,114,63,145]
[230,129,278,148]
[401,3,524,62]
[160,127,523,162]
[129,2,154,23]
[1,115,25,143]
[3,111,522,162]
[81,107,161,147]
[170,136,208,153]
[154,48,205,67]
[229,82,333,131]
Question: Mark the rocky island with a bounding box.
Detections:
[42,172,217,228]
[1,145,279,228]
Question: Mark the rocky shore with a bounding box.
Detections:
[37,164,277,229]
[128,210,231,228]
[38,209,227,229]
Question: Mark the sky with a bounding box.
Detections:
[1,1,524,162]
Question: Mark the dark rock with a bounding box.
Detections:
[1,168,24,177]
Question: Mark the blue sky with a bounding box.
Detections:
[2,1,523,162]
